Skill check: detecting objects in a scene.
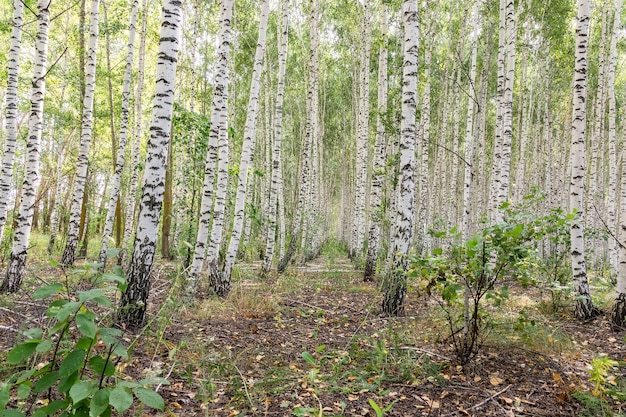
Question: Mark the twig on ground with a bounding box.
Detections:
[282,298,329,314]
[442,384,512,417]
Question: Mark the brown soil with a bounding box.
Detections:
[1,258,625,417]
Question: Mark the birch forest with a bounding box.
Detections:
[4,0,626,415]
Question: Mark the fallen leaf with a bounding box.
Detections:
[490,375,504,386]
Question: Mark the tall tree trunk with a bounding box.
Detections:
[98,0,139,266]
[1,0,50,293]
[117,0,182,329]
[381,0,418,316]
[161,137,173,259]
[263,0,288,275]
[121,0,149,265]
[0,0,24,243]
[222,0,270,284]
[364,4,387,281]
[570,0,594,320]
[62,0,101,266]
[187,0,235,293]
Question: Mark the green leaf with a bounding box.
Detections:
[76,312,97,339]
[88,356,115,377]
[23,327,43,339]
[77,289,105,303]
[0,410,25,417]
[101,273,125,285]
[33,371,59,393]
[70,381,95,404]
[133,387,164,410]
[0,384,10,409]
[32,283,64,300]
[109,386,133,413]
[59,350,86,378]
[368,399,384,417]
[16,383,31,399]
[38,399,69,416]
[90,389,110,417]
[7,341,38,364]
[58,371,78,393]
[432,247,443,256]
[301,351,317,367]
[56,301,81,322]
[36,339,52,353]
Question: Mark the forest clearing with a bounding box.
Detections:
[3,0,626,414]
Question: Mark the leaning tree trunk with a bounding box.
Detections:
[98,0,139,267]
[0,0,24,243]
[121,0,148,266]
[1,0,50,293]
[263,0,288,275]
[570,0,594,320]
[221,0,270,288]
[381,0,418,316]
[62,0,100,266]
[117,0,182,329]
[363,3,387,281]
[187,0,234,294]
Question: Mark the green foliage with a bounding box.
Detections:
[0,263,166,416]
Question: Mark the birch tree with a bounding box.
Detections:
[0,0,24,243]
[222,0,270,286]
[187,0,234,293]
[570,0,594,320]
[98,0,140,267]
[263,0,289,275]
[62,0,101,266]
[364,3,387,281]
[382,0,418,316]
[1,0,50,293]
[117,0,182,328]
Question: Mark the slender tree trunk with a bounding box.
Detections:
[364,4,387,281]
[117,0,182,329]
[570,0,594,320]
[62,0,101,266]
[0,0,24,243]
[222,0,270,285]
[121,0,148,265]
[187,0,234,293]
[382,0,418,316]
[98,0,139,266]
[161,137,173,259]
[1,0,50,293]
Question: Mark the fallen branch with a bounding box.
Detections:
[443,384,512,417]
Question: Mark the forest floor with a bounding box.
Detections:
[1,251,626,416]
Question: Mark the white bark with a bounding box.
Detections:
[117,0,182,328]
[222,0,270,284]
[98,0,140,266]
[0,0,24,243]
[263,0,289,274]
[382,0,418,316]
[187,0,234,292]
[62,0,101,265]
[364,4,387,280]
[570,0,594,320]
[1,0,50,293]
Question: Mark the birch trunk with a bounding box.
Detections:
[382,0,418,316]
[0,0,24,242]
[1,0,50,293]
[187,0,234,293]
[570,0,594,320]
[98,0,139,267]
[62,0,100,266]
[121,0,148,266]
[117,0,182,328]
[222,0,270,285]
[364,4,387,281]
[263,0,289,275]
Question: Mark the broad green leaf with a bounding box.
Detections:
[33,371,59,393]
[90,389,110,417]
[76,312,97,339]
[88,356,115,377]
[59,350,86,378]
[0,410,25,417]
[301,351,316,367]
[7,341,38,364]
[0,384,10,409]
[32,283,64,300]
[16,383,30,399]
[109,386,133,413]
[23,327,43,339]
[36,339,52,353]
[37,399,69,416]
[57,371,78,393]
[77,289,105,303]
[133,387,164,411]
[56,302,81,322]
[70,381,95,404]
